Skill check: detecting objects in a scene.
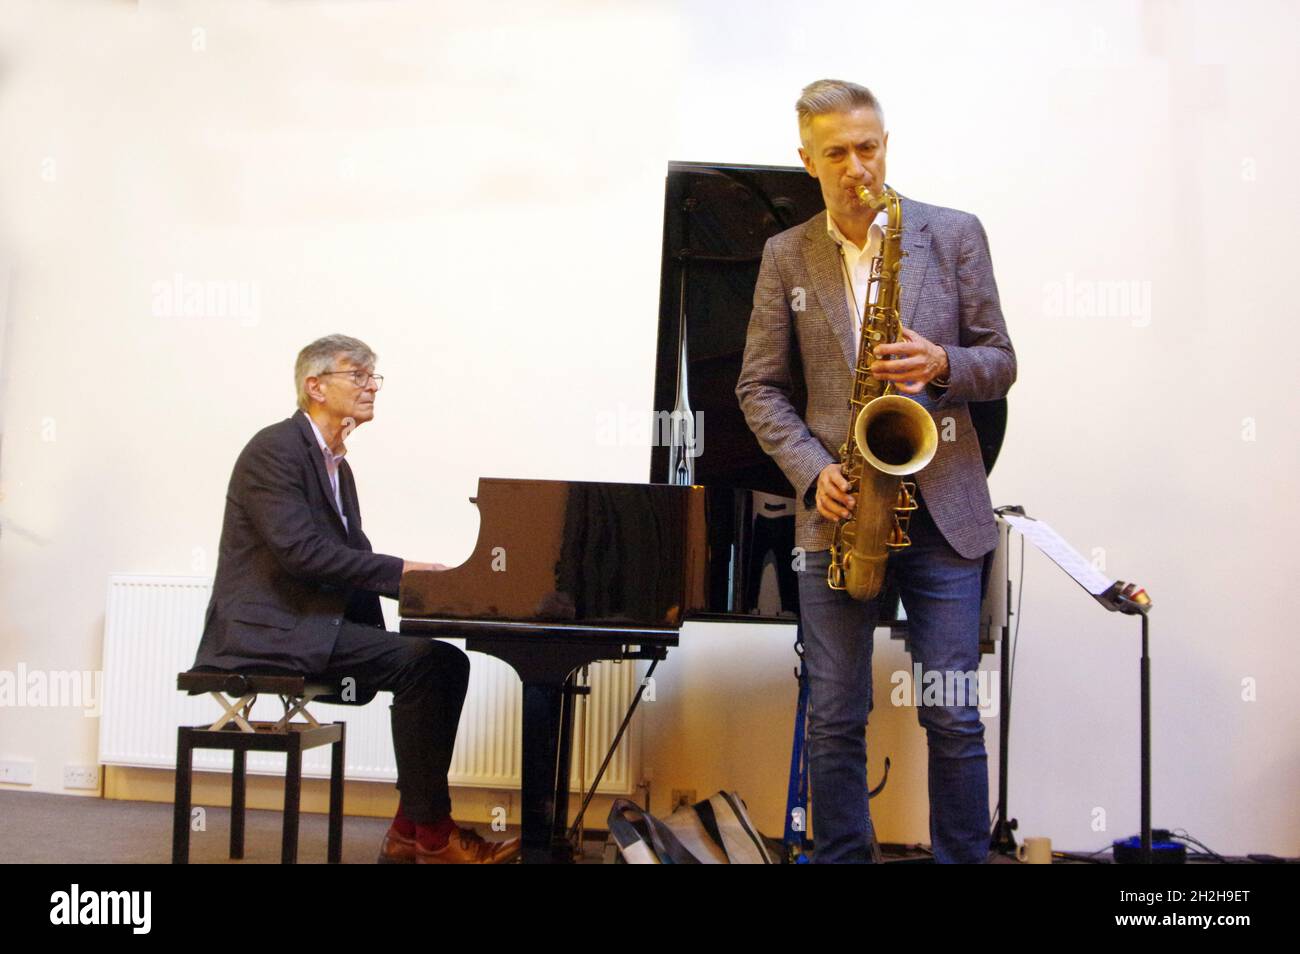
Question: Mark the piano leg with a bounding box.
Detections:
[521,681,570,864]
[454,633,676,864]
[483,639,604,864]
[551,675,577,858]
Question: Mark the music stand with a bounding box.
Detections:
[994,505,1155,864]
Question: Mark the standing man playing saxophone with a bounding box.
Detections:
[736,79,1016,863]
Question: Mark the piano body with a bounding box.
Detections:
[399,478,785,863]
[398,163,1006,863]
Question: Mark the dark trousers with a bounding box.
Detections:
[314,623,470,824]
[743,513,799,612]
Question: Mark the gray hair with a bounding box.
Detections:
[294,334,377,411]
[796,79,885,144]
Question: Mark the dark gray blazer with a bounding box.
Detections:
[192,410,404,673]
[735,195,1016,560]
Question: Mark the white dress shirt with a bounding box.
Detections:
[827,209,888,358]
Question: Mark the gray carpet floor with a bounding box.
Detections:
[0,790,548,864]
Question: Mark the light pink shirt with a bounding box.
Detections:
[306,415,348,532]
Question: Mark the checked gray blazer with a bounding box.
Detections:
[735,193,1016,560]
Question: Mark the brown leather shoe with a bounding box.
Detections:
[377,826,418,864]
[415,827,520,865]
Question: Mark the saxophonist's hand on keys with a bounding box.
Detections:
[870,327,949,394]
[816,462,855,522]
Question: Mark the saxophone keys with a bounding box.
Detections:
[894,484,917,511]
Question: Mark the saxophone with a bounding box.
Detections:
[826,185,939,601]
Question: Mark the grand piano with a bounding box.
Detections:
[398,163,823,863]
[398,163,1006,863]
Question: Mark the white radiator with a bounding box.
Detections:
[98,575,642,794]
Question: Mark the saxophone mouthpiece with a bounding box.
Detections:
[856,185,885,209]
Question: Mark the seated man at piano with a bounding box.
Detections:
[190,333,518,864]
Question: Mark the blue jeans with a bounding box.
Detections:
[796,501,990,863]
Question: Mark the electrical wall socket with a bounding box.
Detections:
[671,788,696,809]
[63,765,99,790]
[0,760,35,785]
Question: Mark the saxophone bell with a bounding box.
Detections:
[852,393,938,477]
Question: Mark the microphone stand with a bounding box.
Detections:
[986,512,1017,856]
[989,592,1017,853]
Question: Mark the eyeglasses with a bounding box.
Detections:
[319,370,384,390]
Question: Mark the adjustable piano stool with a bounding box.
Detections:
[172,671,346,864]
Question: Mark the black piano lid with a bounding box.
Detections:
[650,162,823,495]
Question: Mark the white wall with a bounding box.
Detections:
[0,0,1295,855]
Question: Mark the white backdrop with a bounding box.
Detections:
[0,0,1295,855]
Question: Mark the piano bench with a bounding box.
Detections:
[172,669,347,865]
